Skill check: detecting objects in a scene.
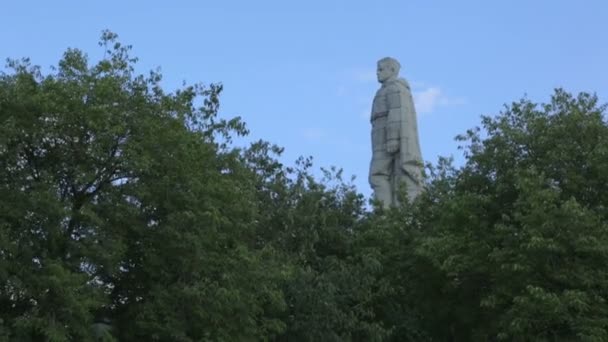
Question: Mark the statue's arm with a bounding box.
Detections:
[386,88,402,153]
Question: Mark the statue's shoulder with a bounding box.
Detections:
[386,78,411,93]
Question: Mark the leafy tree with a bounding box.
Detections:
[239,144,390,341]
[0,31,284,341]
[414,90,608,340]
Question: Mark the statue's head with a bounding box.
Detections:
[377,57,401,83]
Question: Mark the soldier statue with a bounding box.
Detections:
[369,57,423,208]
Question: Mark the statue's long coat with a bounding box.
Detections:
[370,77,423,204]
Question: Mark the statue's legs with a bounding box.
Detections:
[393,160,423,205]
[369,153,394,208]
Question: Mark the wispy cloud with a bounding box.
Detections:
[349,68,377,83]
[413,87,466,114]
[413,87,442,114]
[301,127,326,143]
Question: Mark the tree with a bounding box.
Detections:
[239,144,390,341]
[0,30,284,341]
[413,89,608,340]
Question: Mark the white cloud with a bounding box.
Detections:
[301,128,326,143]
[350,69,377,83]
[413,87,466,114]
[413,87,442,114]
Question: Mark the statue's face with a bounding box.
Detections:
[376,63,393,83]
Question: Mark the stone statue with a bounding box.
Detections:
[369,57,423,208]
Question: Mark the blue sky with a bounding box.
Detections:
[2,1,607,198]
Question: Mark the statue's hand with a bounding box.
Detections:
[386,139,399,154]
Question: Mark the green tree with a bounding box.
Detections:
[414,90,608,340]
[239,144,390,341]
[0,31,285,341]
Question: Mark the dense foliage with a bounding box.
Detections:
[1,32,607,341]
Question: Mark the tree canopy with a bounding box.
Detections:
[1,31,607,341]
